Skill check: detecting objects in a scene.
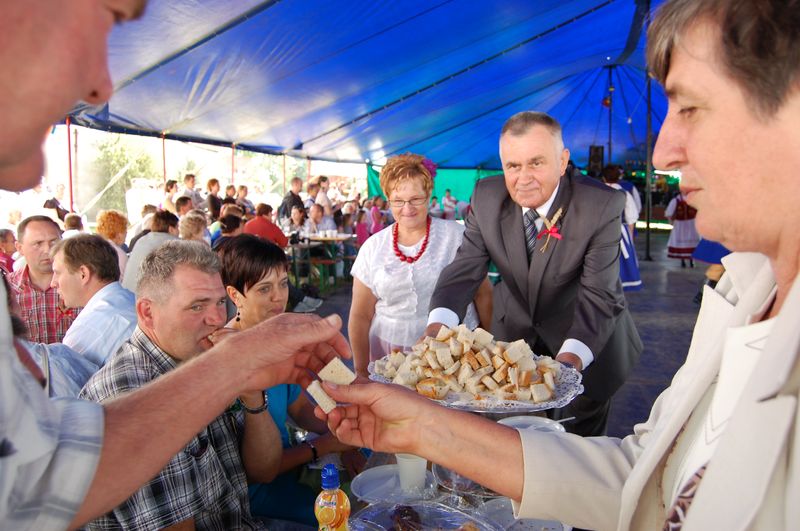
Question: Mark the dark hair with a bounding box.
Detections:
[219,214,242,234]
[51,234,120,283]
[647,0,800,117]
[220,234,288,295]
[255,203,273,217]
[500,111,564,149]
[164,179,177,193]
[175,196,192,211]
[221,196,237,205]
[318,176,329,184]
[601,165,622,183]
[183,173,195,183]
[17,215,60,242]
[150,210,179,233]
[63,213,83,231]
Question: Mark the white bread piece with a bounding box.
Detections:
[508,366,518,388]
[374,359,388,375]
[435,348,455,370]
[498,382,515,393]
[503,339,533,365]
[476,349,492,368]
[443,359,461,376]
[448,337,463,357]
[481,375,500,390]
[491,354,506,370]
[543,370,556,392]
[472,365,494,379]
[414,366,425,378]
[384,365,397,379]
[530,370,543,385]
[423,367,444,379]
[515,355,537,372]
[515,387,532,401]
[472,327,495,348]
[416,378,449,399]
[424,350,441,370]
[457,362,474,385]
[443,374,462,393]
[531,383,553,403]
[409,355,425,368]
[456,325,476,343]
[496,341,509,349]
[465,379,486,396]
[435,325,454,341]
[411,342,427,354]
[428,340,449,351]
[494,389,516,401]
[393,370,420,387]
[460,339,474,354]
[538,357,562,375]
[389,351,407,368]
[307,380,337,413]
[464,351,481,371]
[518,370,533,387]
[491,345,505,358]
[318,358,356,385]
[492,362,509,383]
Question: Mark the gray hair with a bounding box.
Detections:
[136,240,220,302]
[500,111,565,152]
[647,0,800,118]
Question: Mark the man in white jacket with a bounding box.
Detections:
[319,1,800,529]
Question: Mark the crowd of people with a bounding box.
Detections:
[2,0,799,530]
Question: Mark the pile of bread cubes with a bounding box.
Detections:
[373,324,561,403]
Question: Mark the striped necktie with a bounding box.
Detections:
[524,209,539,260]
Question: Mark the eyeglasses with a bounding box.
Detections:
[388,197,428,208]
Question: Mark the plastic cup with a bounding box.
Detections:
[395,453,427,493]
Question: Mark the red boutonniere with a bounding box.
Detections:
[536,207,563,253]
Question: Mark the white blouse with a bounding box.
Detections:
[351,217,478,360]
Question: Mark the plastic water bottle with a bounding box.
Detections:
[314,463,351,530]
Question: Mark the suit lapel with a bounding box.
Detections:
[620,255,776,530]
[527,177,571,310]
[685,273,800,530]
[499,197,530,302]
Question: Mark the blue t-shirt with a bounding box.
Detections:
[266,384,302,448]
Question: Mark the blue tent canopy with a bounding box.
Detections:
[71,0,666,169]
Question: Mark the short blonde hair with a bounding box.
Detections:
[179,212,207,240]
[95,209,128,241]
[379,153,433,198]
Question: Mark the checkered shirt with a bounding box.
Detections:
[7,266,80,344]
[79,327,264,530]
[0,281,104,530]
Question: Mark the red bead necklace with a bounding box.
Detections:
[393,216,431,264]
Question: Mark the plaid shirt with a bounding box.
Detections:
[7,266,80,344]
[0,282,104,530]
[80,328,264,530]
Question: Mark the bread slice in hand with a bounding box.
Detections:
[318,357,356,385]
[307,380,337,413]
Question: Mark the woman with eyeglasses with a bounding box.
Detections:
[349,153,491,377]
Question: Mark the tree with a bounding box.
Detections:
[86,136,159,218]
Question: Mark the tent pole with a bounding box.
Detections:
[161,133,167,182]
[608,66,613,164]
[282,155,287,195]
[66,117,74,212]
[644,0,654,261]
[231,143,236,185]
[161,133,167,183]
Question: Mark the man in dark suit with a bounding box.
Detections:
[426,111,642,436]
